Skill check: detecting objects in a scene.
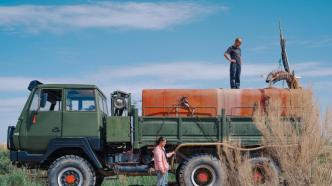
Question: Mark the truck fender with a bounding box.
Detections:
[41,137,103,169]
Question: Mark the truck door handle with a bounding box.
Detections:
[52,127,60,133]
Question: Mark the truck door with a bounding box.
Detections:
[62,89,100,142]
[24,88,63,153]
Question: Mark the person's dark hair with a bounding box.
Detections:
[156,136,166,145]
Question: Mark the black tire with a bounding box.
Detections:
[48,155,96,186]
[95,174,104,186]
[175,163,183,185]
[178,155,225,186]
[241,157,280,185]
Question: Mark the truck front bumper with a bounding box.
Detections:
[9,150,44,162]
[7,126,15,150]
[7,126,44,163]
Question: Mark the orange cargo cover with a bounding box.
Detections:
[142,89,218,117]
[142,88,309,117]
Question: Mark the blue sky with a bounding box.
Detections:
[0,0,331,142]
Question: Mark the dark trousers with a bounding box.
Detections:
[230,63,241,89]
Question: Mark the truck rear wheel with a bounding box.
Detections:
[178,155,225,186]
[48,155,96,186]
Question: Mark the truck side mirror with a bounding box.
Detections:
[40,93,48,108]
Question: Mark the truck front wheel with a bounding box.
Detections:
[48,155,96,186]
[178,155,225,186]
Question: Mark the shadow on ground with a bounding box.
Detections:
[128,182,178,186]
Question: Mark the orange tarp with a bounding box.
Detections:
[142,89,218,117]
[142,88,308,117]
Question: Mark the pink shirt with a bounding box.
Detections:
[153,146,171,172]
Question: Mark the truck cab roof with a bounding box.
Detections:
[33,83,107,98]
[38,84,98,89]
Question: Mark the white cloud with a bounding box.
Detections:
[0,77,31,91]
[0,112,20,141]
[88,61,274,82]
[1,61,331,93]
[248,36,332,54]
[0,97,25,141]
[288,37,332,48]
[0,76,78,91]
[292,62,332,77]
[0,2,221,33]
[0,97,26,112]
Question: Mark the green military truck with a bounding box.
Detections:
[7,80,281,186]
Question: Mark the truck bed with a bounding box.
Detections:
[133,109,262,148]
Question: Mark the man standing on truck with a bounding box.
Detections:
[153,137,175,186]
[224,37,243,89]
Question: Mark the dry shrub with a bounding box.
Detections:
[253,89,332,186]
[222,144,280,186]
[221,145,244,186]
[221,89,332,186]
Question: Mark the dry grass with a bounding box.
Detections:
[221,89,332,186]
[0,145,5,151]
[253,89,332,186]
[0,148,175,186]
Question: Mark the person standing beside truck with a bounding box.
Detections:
[224,37,243,89]
[153,137,175,186]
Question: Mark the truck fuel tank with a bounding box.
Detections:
[106,116,131,143]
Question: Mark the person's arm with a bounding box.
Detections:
[240,48,243,64]
[224,47,236,63]
[166,151,175,158]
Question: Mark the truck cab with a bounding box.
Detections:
[8,81,108,162]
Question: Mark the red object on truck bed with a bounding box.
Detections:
[142,88,307,117]
[142,89,218,117]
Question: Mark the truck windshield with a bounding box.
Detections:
[66,89,96,112]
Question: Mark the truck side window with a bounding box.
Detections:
[66,89,96,112]
[39,89,62,111]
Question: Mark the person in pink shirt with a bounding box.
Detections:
[153,137,175,186]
